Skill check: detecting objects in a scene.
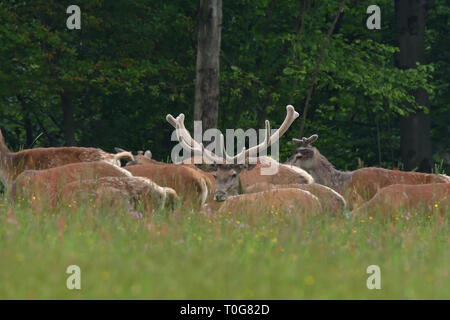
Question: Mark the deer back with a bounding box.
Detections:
[125,163,212,206]
[351,183,450,217]
[10,161,131,202]
[217,188,322,216]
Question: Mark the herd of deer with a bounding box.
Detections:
[1,105,449,217]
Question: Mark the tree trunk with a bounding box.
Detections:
[61,91,76,146]
[17,96,33,147]
[24,114,33,147]
[194,0,222,132]
[395,0,432,172]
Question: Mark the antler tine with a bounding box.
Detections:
[167,105,298,164]
[175,125,221,163]
[167,114,195,148]
[244,119,271,159]
[166,114,177,127]
[169,115,225,163]
[168,113,201,150]
[268,105,299,146]
[236,105,299,161]
[177,130,197,154]
[306,134,318,144]
[220,133,234,163]
[177,114,204,150]
[292,133,318,147]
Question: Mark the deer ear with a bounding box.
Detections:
[115,147,127,153]
[144,150,152,159]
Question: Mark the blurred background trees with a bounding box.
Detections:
[0,0,448,174]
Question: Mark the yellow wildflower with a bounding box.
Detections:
[304,275,315,286]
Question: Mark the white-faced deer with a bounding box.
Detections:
[167,105,313,202]
[0,129,134,189]
[286,134,450,208]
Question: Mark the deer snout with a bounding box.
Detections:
[214,191,228,202]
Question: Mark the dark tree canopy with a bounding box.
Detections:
[0,0,448,178]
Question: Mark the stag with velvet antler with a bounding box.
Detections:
[286,134,450,208]
[167,105,314,202]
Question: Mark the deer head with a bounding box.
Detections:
[114,148,153,166]
[286,134,319,169]
[167,105,299,201]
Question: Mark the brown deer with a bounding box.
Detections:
[62,176,178,211]
[350,183,449,217]
[0,129,134,189]
[124,163,212,207]
[286,134,450,208]
[245,182,346,213]
[114,148,158,166]
[113,147,216,206]
[217,188,322,216]
[11,161,177,210]
[10,161,133,202]
[166,105,314,202]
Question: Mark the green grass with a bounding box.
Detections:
[0,195,448,299]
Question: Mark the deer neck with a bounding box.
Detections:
[0,145,14,189]
[309,151,352,192]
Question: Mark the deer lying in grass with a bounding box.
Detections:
[124,164,212,207]
[217,188,322,216]
[0,129,134,189]
[113,147,216,206]
[62,176,178,211]
[286,134,450,208]
[114,148,158,166]
[10,161,177,209]
[166,105,313,204]
[350,183,449,217]
[245,182,346,213]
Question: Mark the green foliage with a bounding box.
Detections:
[0,195,448,298]
[0,0,447,170]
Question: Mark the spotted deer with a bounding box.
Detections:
[0,129,134,189]
[286,134,450,208]
[167,105,314,203]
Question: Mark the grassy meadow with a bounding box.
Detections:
[0,193,448,299]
